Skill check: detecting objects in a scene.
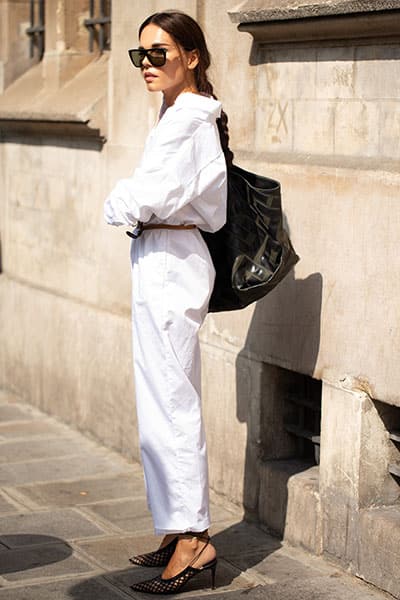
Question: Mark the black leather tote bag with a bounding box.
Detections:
[201,164,299,313]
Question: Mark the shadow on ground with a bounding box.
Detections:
[0,534,73,575]
[68,520,281,598]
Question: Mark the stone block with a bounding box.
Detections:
[334,100,380,157]
[359,399,400,508]
[319,383,362,564]
[14,472,145,508]
[258,459,313,536]
[1,543,96,581]
[316,47,356,99]
[379,101,400,159]
[354,45,400,100]
[257,47,317,101]
[357,506,400,599]
[293,100,335,154]
[200,305,253,354]
[283,466,322,554]
[255,98,293,153]
[200,0,255,150]
[0,508,107,544]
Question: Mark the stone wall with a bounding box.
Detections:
[1,1,400,596]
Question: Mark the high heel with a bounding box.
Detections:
[129,536,178,568]
[130,534,217,594]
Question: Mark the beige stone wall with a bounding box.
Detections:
[0,0,39,92]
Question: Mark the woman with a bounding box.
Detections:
[104,10,230,594]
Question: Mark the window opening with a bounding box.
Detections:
[26,0,45,60]
[389,429,400,481]
[373,400,400,502]
[284,375,322,465]
[84,0,111,53]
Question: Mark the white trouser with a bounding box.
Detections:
[130,227,215,536]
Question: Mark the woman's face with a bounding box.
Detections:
[138,24,198,104]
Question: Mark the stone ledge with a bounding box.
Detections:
[0,54,108,143]
[229,0,400,23]
[237,11,400,44]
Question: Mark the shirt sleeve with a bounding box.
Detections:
[104,109,223,226]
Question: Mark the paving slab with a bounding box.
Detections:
[201,575,392,600]
[0,404,40,422]
[83,498,153,534]
[211,520,282,561]
[12,472,145,509]
[0,577,129,600]
[209,503,242,525]
[227,545,331,579]
[0,438,93,464]
[0,420,68,440]
[0,492,20,515]
[0,543,97,581]
[0,454,129,486]
[0,508,108,545]
[76,534,160,570]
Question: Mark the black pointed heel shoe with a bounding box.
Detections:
[130,534,217,594]
[129,536,178,568]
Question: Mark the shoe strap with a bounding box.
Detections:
[184,531,210,543]
[187,536,210,569]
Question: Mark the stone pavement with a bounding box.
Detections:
[0,393,394,600]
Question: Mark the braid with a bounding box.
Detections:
[195,66,234,168]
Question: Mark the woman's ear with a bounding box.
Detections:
[187,49,199,70]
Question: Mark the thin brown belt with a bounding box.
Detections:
[142,224,197,231]
[126,222,196,239]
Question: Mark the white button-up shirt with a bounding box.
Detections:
[104,92,227,233]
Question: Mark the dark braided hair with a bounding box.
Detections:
[139,11,234,167]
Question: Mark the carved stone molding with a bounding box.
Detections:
[229,1,400,44]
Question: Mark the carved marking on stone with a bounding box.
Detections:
[266,101,289,144]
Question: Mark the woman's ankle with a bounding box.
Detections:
[159,533,178,548]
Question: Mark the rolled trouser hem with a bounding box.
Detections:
[154,521,211,536]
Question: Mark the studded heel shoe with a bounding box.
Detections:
[130,534,217,594]
[129,536,178,568]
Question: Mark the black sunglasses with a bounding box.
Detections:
[128,47,167,68]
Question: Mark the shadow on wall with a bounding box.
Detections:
[236,237,323,531]
[248,39,400,65]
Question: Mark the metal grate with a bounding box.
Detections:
[389,430,400,479]
[26,0,45,60]
[84,0,111,53]
[284,377,322,465]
